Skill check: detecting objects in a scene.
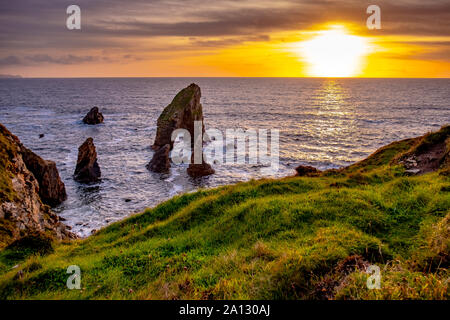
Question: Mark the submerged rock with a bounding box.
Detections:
[0,123,75,247]
[83,107,104,125]
[74,138,101,183]
[149,83,214,177]
[21,147,67,206]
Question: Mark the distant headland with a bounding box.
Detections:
[0,74,22,79]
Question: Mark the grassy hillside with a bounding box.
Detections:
[0,126,449,300]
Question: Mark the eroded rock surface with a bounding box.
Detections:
[0,124,75,248]
[146,144,171,173]
[21,147,67,206]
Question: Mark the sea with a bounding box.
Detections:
[0,78,449,236]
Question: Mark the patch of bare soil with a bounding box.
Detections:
[401,141,448,175]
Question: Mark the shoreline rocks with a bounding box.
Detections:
[0,123,76,247]
[74,138,101,183]
[83,107,104,125]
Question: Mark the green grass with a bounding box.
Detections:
[0,126,448,300]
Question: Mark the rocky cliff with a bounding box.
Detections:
[0,124,75,248]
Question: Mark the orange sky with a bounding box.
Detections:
[1,1,449,78]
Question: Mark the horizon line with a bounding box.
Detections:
[2,76,450,79]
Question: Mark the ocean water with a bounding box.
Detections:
[0,78,449,236]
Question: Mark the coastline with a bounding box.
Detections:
[0,125,448,300]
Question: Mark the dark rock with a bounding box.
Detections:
[82,107,104,125]
[74,138,101,183]
[39,134,44,139]
[146,144,171,173]
[295,165,321,177]
[149,84,214,177]
[21,147,67,206]
[187,162,215,178]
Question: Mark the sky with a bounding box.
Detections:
[0,0,449,77]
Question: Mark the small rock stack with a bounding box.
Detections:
[74,138,101,183]
[83,107,104,125]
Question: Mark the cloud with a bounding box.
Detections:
[0,54,100,66]
[24,54,97,64]
[0,56,22,66]
[1,1,448,46]
[189,35,270,48]
[0,0,448,70]
[0,53,152,67]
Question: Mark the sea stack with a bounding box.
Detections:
[74,138,101,183]
[83,107,104,125]
[149,83,214,177]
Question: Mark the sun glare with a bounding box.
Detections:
[299,26,370,77]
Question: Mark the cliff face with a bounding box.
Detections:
[0,124,75,248]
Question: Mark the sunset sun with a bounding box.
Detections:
[298,26,370,77]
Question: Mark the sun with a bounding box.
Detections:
[298,26,370,77]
